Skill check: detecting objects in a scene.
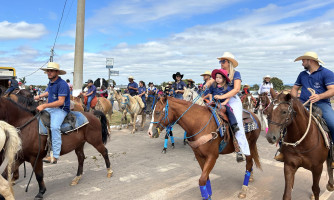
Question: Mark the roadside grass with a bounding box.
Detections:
[110,111,131,125]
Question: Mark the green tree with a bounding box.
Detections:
[251,84,259,91]
[271,77,284,91]
[19,77,26,84]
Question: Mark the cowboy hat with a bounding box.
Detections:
[148,82,153,85]
[41,62,66,75]
[128,76,135,80]
[217,52,238,68]
[211,69,230,83]
[243,84,250,88]
[187,79,195,83]
[200,71,211,76]
[172,72,183,80]
[294,51,324,65]
[263,75,271,80]
[168,81,173,84]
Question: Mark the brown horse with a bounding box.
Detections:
[241,93,256,111]
[148,97,262,199]
[0,97,113,200]
[265,92,334,200]
[257,92,271,131]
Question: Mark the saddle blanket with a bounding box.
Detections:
[39,111,89,135]
[243,109,259,133]
[84,96,98,108]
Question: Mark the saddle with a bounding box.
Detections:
[39,110,89,135]
[84,96,98,108]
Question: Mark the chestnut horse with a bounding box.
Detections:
[265,92,334,200]
[241,93,256,111]
[148,97,262,199]
[0,97,113,200]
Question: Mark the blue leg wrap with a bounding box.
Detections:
[206,180,212,196]
[243,170,251,186]
[164,138,168,149]
[171,136,175,144]
[199,185,209,199]
[184,131,187,139]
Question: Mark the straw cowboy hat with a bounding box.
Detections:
[211,69,231,83]
[217,52,238,68]
[187,79,195,83]
[294,51,324,65]
[243,84,250,88]
[128,76,135,80]
[200,71,211,76]
[263,75,271,80]
[172,72,184,80]
[168,81,173,84]
[41,62,66,75]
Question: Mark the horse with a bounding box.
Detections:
[148,97,262,199]
[119,94,146,134]
[183,87,205,106]
[0,97,113,200]
[94,78,109,89]
[145,93,159,115]
[257,92,271,131]
[265,92,334,200]
[0,121,21,200]
[241,93,256,112]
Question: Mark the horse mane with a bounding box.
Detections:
[3,97,36,115]
[167,97,209,111]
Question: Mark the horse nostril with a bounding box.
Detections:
[272,136,276,141]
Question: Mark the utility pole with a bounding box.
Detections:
[73,0,85,90]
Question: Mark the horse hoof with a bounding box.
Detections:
[310,194,315,200]
[162,149,167,154]
[171,144,175,149]
[34,193,43,200]
[70,175,82,186]
[238,185,248,199]
[327,183,334,191]
[107,168,113,178]
[249,172,254,183]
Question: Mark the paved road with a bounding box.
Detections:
[13,119,333,200]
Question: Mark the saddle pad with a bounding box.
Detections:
[39,111,89,135]
[311,115,331,149]
[208,107,226,137]
[84,96,98,108]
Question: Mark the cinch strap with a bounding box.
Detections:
[243,170,251,186]
[199,185,209,199]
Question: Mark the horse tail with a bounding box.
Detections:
[249,113,262,170]
[93,110,109,144]
[250,142,262,170]
[0,121,22,185]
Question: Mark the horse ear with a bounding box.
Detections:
[285,93,292,101]
[270,88,277,98]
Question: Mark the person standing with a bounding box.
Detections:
[172,72,186,99]
[66,79,73,95]
[34,62,70,164]
[127,76,138,96]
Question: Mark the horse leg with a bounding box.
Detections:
[31,158,46,200]
[0,175,14,200]
[131,114,137,134]
[162,133,169,154]
[326,157,334,191]
[170,130,175,149]
[310,165,323,200]
[140,113,146,131]
[238,155,254,199]
[183,131,187,145]
[282,163,297,200]
[71,143,85,186]
[195,154,217,200]
[89,141,113,178]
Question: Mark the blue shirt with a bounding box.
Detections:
[209,85,229,103]
[128,82,138,95]
[227,71,241,92]
[172,81,186,98]
[45,77,70,112]
[295,66,334,105]
[87,85,96,97]
[138,86,146,96]
[9,79,18,88]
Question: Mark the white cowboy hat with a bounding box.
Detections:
[217,52,238,68]
[128,76,135,80]
[243,84,250,87]
[41,62,66,75]
[294,51,324,65]
[263,75,271,80]
[200,71,211,76]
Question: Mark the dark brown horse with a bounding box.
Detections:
[265,92,334,200]
[148,97,262,199]
[0,97,113,200]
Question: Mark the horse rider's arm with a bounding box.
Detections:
[202,93,210,99]
[204,79,215,89]
[309,85,334,103]
[37,96,65,111]
[290,85,300,98]
[221,97,230,105]
[34,91,49,101]
[8,80,11,87]
[219,79,241,99]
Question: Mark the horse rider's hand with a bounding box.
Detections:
[214,95,221,100]
[34,95,40,101]
[36,104,45,112]
[309,93,321,103]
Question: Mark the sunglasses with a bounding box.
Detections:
[219,60,229,64]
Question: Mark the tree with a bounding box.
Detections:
[251,84,259,91]
[19,77,26,84]
[271,77,284,91]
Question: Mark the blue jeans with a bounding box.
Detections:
[87,95,94,110]
[44,108,68,158]
[5,87,16,94]
[174,93,183,99]
[225,104,237,126]
[315,102,334,140]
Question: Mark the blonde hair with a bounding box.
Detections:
[228,61,235,81]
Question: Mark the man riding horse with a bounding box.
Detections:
[275,52,334,166]
[34,62,70,164]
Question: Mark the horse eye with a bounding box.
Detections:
[282,110,287,115]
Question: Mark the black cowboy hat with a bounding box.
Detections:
[148,82,153,85]
[172,72,183,80]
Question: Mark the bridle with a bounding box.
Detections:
[267,100,296,131]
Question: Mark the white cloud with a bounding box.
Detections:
[0,21,48,40]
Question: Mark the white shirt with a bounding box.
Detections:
[258,82,273,95]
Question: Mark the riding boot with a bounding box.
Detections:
[236,153,245,163]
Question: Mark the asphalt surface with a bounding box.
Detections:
[12,117,334,200]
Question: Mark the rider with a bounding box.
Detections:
[186,79,197,90]
[172,72,186,99]
[4,76,19,96]
[200,70,212,100]
[209,69,239,133]
[164,81,173,96]
[138,81,147,108]
[83,79,96,112]
[147,82,157,95]
[34,62,70,164]
[204,52,250,162]
[127,76,138,96]
[275,52,334,164]
[241,84,257,107]
[254,75,273,114]
[97,85,108,98]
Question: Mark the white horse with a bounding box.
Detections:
[183,88,205,106]
[0,121,22,200]
[119,94,146,134]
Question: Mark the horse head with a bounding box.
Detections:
[120,94,130,110]
[145,94,158,115]
[265,93,296,144]
[148,97,169,138]
[183,88,194,102]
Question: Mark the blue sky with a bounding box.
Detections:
[1,0,334,86]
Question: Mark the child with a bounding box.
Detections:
[209,69,239,133]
